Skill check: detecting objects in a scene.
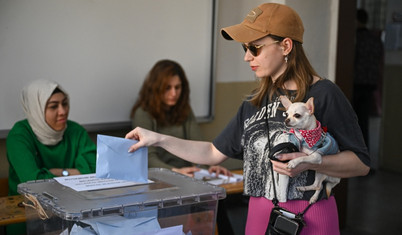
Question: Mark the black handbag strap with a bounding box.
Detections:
[268,159,312,217]
[264,95,313,217]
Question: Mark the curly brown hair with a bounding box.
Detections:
[249,35,319,107]
[130,59,191,126]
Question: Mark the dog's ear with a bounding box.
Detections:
[279,95,292,110]
[306,97,315,114]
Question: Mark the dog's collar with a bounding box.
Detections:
[290,121,323,148]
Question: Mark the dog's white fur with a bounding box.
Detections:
[280,96,340,204]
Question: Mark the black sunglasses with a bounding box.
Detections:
[241,41,279,57]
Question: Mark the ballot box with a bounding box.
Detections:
[18,168,226,235]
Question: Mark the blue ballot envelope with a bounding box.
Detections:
[96,134,148,183]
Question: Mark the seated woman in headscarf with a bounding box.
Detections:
[7,79,97,195]
[6,79,97,234]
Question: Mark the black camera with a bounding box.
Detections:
[273,215,300,235]
[268,142,298,163]
[267,207,304,235]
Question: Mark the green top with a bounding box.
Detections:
[132,107,203,169]
[6,119,96,195]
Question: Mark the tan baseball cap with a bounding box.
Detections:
[221,3,304,43]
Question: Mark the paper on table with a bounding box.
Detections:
[193,169,243,185]
[54,174,151,192]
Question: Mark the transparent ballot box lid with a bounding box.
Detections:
[17,168,226,221]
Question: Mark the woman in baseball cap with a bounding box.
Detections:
[219,3,369,234]
[126,3,370,234]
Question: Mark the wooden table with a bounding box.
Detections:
[219,170,244,195]
[0,194,26,226]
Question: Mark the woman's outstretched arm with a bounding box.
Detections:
[126,127,228,166]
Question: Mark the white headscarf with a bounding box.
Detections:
[21,79,69,145]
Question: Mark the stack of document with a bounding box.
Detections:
[54,174,151,192]
[193,169,243,185]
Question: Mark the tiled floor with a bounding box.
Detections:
[341,169,402,234]
[340,116,402,234]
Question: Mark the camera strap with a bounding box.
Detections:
[269,160,313,217]
[264,94,313,217]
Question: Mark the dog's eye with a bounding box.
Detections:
[294,114,301,118]
[284,112,288,118]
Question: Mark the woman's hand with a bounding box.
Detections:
[272,150,370,178]
[172,166,201,177]
[271,152,308,177]
[125,127,161,153]
[172,165,233,178]
[208,165,233,177]
[126,127,229,166]
[49,168,81,177]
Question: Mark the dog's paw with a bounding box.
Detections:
[296,186,305,191]
[287,160,299,169]
[297,185,319,192]
[309,196,318,204]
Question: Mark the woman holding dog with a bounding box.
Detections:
[125,3,370,234]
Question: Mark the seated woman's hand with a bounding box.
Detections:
[208,165,233,177]
[172,166,201,177]
[49,168,81,177]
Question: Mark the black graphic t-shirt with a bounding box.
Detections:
[213,79,370,202]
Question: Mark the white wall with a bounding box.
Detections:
[215,0,338,83]
[0,0,216,135]
[287,0,338,81]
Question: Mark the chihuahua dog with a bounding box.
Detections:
[280,95,340,204]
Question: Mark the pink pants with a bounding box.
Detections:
[245,196,340,235]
